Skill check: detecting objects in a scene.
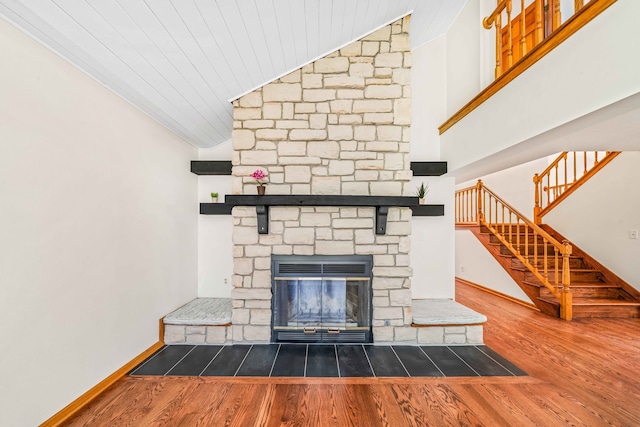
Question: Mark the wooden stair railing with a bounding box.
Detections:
[456,180,573,320]
[533,151,620,224]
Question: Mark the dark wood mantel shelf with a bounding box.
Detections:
[225,194,419,207]
[200,195,444,235]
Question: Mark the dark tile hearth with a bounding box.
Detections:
[130,344,526,378]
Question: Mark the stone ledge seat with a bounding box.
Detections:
[164,298,232,325]
[163,298,232,344]
[412,299,487,325]
[411,299,487,345]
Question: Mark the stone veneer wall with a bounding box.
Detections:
[230,17,415,343]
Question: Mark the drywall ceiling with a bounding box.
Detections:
[0,0,466,148]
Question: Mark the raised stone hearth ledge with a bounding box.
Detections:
[164,298,232,325]
[412,299,486,345]
[164,298,232,344]
[163,298,485,346]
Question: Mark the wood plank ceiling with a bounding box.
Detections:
[0,0,466,148]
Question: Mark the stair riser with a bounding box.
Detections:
[540,288,621,299]
[524,270,603,284]
[573,306,640,318]
[481,225,533,234]
[489,234,546,244]
[500,244,557,256]
[511,258,586,270]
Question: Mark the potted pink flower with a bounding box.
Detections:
[251,169,268,195]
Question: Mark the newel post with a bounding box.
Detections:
[560,240,573,321]
[476,180,484,225]
[533,173,542,224]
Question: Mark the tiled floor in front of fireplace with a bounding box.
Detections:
[129,344,526,378]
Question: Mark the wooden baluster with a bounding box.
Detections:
[551,0,562,32]
[476,180,483,224]
[533,230,538,266]
[573,152,577,182]
[534,0,543,44]
[554,164,558,201]
[545,174,550,209]
[533,173,541,224]
[545,240,550,284]
[560,240,573,321]
[563,153,567,197]
[506,0,513,69]
[594,151,599,165]
[575,0,584,13]
[464,190,467,222]
[495,13,503,77]
[465,191,469,223]
[519,0,526,58]
[583,151,588,174]
[554,246,559,290]
[524,222,529,257]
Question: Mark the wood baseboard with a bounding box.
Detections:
[40,340,164,427]
[456,277,540,311]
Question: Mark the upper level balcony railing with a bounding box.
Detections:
[484,0,592,78]
[439,0,616,135]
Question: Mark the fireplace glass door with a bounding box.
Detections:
[273,277,370,332]
[271,255,373,343]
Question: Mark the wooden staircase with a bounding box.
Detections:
[465,223,640,319]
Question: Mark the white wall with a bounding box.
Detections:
[446,0,482,116]
[545,152,640,287]
[456,229,533,302]
[410,36,447,160]
[442,0,640,178]
[198,143,233,297]
[409,36,456,299]
[410,176,456,299]
[0,18,198,426]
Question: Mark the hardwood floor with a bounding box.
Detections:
[63,280,640,426]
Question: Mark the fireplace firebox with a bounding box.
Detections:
[271,255,373,343]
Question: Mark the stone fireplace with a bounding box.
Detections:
[230,17,416,344]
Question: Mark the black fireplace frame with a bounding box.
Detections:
[271,255,373,343]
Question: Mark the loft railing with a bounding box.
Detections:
[483,0,590,78]
[456,180,573,320]
[440,0,615,135]
[533,151,620,224]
